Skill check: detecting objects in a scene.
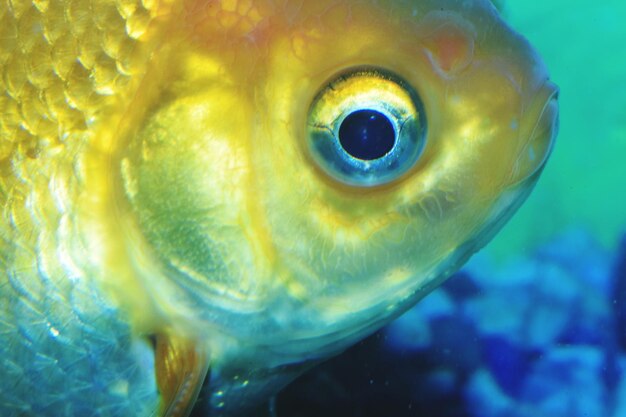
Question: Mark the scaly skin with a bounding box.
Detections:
[1,0,167,416]
[0,1,558,416]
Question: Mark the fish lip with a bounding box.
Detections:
[537,80,560,151]
[508,79,560,185]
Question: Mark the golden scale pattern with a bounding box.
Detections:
[0,0,159,267]
[0,0,163,412]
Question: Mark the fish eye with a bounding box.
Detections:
[306,68,427,187]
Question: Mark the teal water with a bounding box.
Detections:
[489,0,626,259]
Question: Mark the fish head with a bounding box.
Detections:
[114,0,557,404]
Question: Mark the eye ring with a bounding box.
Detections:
[306,67,427,187]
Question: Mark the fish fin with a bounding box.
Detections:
[154,333,210,417]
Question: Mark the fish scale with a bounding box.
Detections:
[0,179,153,415]
[1,243,161,416]
[1,0,164,415]
[0,0,157,158]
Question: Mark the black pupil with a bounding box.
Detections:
[338,109,396,160]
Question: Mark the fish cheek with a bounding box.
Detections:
[118,88,266,306]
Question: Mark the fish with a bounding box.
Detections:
[0,0,558,416]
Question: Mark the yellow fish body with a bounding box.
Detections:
[0,0,558,416]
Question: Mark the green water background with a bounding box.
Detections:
[487,0,626,260]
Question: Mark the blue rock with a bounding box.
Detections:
[612,236,626,352]
[537,228,612,295]
[465,369,517,417]
[519,346,607,417]
[385,289,455,352]
[614,356,626,417]
[428,316,482,375]
[384,308,431,352]
[443,271,482,303]
[482,336,539,397]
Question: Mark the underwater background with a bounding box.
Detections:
[275,0,626,416]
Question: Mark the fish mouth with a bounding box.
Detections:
[508,80,560,185]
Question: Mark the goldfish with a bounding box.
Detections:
[0,0,558,416]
